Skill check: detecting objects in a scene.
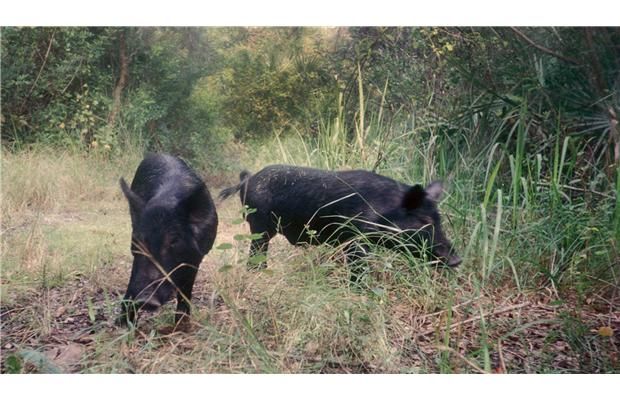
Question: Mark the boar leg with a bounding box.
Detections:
[117,299,138,326]
[174,268,197,327]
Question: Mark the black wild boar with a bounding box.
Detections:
[118,153,218,326]
[219,165,461,278]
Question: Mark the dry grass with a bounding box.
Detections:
[1,150,619,373]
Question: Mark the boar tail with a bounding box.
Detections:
[239,170,251,182]
[218,170,251,201]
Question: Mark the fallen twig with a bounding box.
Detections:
[435,345,489,374]
[535,181,614,199]
[416,296,484,320]
[416,302,530,338]
[497,340,507,373]
[289,354,378,373]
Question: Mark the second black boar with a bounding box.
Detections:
[118,153,218,326]
[219,165,461,276]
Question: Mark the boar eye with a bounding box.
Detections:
[169,236,184,249]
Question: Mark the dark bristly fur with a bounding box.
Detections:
[118,153,218,326]
[219,164,461,279]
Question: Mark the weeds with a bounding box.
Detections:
[2,104,618,373]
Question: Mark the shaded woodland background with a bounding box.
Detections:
[2,27,619,178]
[1,27,619,373]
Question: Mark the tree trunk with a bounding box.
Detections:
[108,29,129,128]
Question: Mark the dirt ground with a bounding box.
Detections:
[1,193,297,372]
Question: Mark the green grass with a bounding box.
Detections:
[1,112,618,373]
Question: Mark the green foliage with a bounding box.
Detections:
[3,27,618,181]
[203,28,335,139]
[2,27,113,147]
[4,354,23,373]
[1,27,217,159]
[9,349,63,373]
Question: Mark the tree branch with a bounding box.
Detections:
[510,27,580,65]
[60,57,84,95]
[108,29,129,127]
[20,28,56,113]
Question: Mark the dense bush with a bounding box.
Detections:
[2,27,618,183]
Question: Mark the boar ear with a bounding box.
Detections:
[120,178,145,217]
[425,181,444,202]
[181,184,210,232]
[402,184,426,210]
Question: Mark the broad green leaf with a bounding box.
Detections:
[218,264,233,273]
[248,254,267,264]
[5,354,22,374]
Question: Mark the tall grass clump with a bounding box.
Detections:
[246,90,617,301]
[1,144,143,220]
[1,144,143,302]
[245,94,616,372]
